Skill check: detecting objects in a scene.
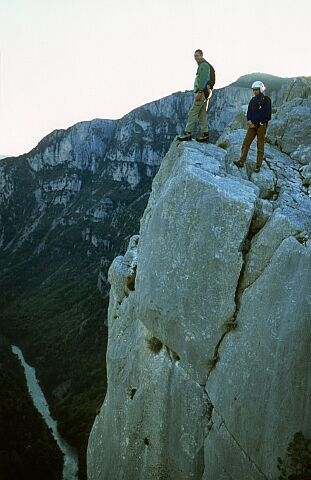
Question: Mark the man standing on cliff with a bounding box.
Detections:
[177,49,214,143]
[234,81,272,172]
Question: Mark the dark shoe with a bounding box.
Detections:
[254,165,261,173]
[196,132,209,143]
[177,132,192,141]
[234,160,244,168]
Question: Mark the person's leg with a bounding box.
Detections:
[198,92,208,134]
[256,124,267,169]
[196,90,213,142]
[185,95,206,134]
[236,127,257,166]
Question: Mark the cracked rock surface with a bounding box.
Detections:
[266,78,311,164]
[88,120,310,478]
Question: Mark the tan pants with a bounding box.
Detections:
[185,90,212,134]
[240,124,267,167]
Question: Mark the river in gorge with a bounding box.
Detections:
[11,345,79,480]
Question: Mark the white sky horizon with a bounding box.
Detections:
[1,0,310,157]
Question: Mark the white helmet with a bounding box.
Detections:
[252,80,266,93]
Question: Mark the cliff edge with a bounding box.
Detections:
[87,83,311,480]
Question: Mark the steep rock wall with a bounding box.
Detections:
[87,135,310,479]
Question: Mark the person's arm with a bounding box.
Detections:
[260,97,272,124]
[247,99,256,128]
[197,63,210,91]
[196,63,210,100]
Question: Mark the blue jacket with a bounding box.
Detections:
[247,94,272,125]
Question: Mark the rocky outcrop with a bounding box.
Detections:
[207,86,250,137]
[87,126,310,478]
[27,119,116,173]
[265,78,311,165]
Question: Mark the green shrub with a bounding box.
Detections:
[277,432,311,480]
[147,337,163,353]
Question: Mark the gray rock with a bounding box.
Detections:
[0,163,14,202]
[205,237,311,480]
[27,119,116,172]
[251,199,273,233]
[266,97,311,164]
[88,236,211,480]
[301,163,311,187]
[107,234,139,327]
[136,141,258,384]
[274,76,311,104]
[207,86,251,135]
[88,129,311,479]
[241,209,300,290]
[203,408,266,480]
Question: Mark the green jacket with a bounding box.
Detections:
[194,58,210,93]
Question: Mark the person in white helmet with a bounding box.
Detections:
[234,81,271,172]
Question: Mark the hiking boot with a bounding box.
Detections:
[254,165,261,173]
[177,132,192,141]
[196,132,209,143]
[234,160,244,168]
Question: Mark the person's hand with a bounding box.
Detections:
[195,91,202,101]
[248,121,256,128]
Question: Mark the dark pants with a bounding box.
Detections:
[239,124,267,167]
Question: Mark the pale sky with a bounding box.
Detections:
[0,0,310,156]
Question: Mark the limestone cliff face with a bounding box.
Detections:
[87,112,311,477]
[266,78,311,164]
